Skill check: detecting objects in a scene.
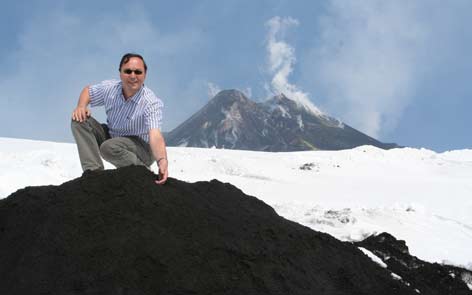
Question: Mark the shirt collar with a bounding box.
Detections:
[120,82,144,104]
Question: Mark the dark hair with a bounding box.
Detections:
[119,53,148,72]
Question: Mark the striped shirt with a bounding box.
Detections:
[89,80,163,143]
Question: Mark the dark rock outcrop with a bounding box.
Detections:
[354,232,472,295]
[0,166,464,294]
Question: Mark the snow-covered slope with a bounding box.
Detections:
[1,137,471,269]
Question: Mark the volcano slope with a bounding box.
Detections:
[0,166,459,294]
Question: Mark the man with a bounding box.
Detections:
[71,53,168,184]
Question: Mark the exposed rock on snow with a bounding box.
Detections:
[355,232,472,295]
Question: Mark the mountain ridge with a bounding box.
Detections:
[166,89,398,151]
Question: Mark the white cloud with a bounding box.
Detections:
[207,82,221,98]
[265,16,323,116]
[306,1,428,138]
[0,5,205,139]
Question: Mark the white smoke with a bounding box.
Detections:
[207,82,221,98]
[265,16,323,116]
[242,87,252,98]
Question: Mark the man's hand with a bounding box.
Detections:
[149,129,169,185]
[156,158,168,185]
[72,86,92,122]
[72,106,91,122]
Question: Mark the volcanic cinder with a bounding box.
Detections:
[0,166,452,294]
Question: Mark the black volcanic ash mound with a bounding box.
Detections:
[0,166,415,294]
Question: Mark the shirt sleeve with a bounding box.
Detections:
[144,98,164,131]
[88,80,119,107]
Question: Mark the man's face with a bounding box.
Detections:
[120,57,147,98]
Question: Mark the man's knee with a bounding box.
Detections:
[71,118,91,133]
[99,139,126,161]
[71,119,81,131]
[99,140,114,160]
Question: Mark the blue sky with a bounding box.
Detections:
[1,0,471,152]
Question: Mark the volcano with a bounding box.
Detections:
[166,89,398,151]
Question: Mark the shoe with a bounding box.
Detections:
[82,169,94,177]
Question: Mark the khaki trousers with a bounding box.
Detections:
[71,117,153,171]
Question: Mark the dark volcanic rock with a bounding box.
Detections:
[355,232,472,295]
[1,166,416,294]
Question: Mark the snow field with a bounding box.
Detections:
[1,137,471,269]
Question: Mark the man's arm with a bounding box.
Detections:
[72,86,91,122]
[149,128,168,184]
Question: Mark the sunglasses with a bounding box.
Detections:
[122,69,144,75]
